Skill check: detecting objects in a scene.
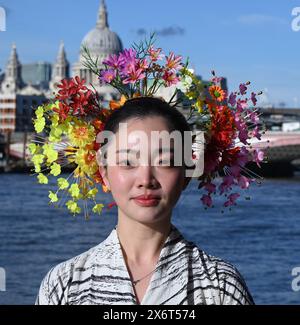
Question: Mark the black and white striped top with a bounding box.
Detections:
[35,225,254,305]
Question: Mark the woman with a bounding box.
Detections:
[35,97,254,305]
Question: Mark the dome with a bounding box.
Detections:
[80,0,123,59]
[81,28,123,57]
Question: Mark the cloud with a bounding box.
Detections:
[237,14,287,25]
[136,26,185,37]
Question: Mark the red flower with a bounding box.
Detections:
[55,77,98,117]
[53,102,70,121]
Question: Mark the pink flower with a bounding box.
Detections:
[252,126,262,140]
[99,69,116,84]
[254,149,264,167]
[162,70,180,87]
[119,49,138,76]
[251,92,257,106]
[219,175,235,194]
[165,52,183,72]
[119,48,137,63]
[137,58,149,70]
[238,175,250,189]
[103,54,123,70]
[203,182,216,194]
[228,93,237,107]
[230,165,242,177]
[235,117,249,145]
[236,99,248,112]
[239,83,247,95]
[224,193,240,207]
[201,194,213,207]
[148,46,164,62]
[236,147,249,167]
[212,76,223,83]
[249,111,259,124]
[122,65,145,84]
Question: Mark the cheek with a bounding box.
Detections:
[107,168,133,191]
[159,169,185,195]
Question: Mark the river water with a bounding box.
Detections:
[0,174,299,305]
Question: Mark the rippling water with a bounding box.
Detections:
[0,173,300,305]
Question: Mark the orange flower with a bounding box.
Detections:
[209,85,226,102]
[109,95,127,111]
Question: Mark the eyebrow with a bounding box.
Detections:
[116,148,175,155]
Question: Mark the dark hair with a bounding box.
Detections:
[103,97,192,136]
[100,97,194,170]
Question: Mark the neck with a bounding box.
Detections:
[116,215,172,264]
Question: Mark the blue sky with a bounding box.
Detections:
[0,0,300,107]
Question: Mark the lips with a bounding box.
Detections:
[133,194,161,207]
[133,194,161,200]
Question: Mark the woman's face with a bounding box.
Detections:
[99,116,190,225]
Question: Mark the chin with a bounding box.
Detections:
[129,208,170,225]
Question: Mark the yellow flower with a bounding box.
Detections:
[49,191,58,203]
[57,178,69,190]
[28,143,42,155]
[69,183,81,199]
[35,106,44,118]
[66,200,81,215]
[92,204,105,215]
[31,154,45,173]
[42,144,58,164]
[34,116,46,133]
[74,149,98,176]
[87,188,98,199]
[50,163,61,177]
[37,173,48,185]
[69,119,95,148]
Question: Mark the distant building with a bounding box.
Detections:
[21,62,52,90]
[0,0,228,134]
[0,0,123,133]
[0,45,47,132]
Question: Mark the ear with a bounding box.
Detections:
[98,165,111,191]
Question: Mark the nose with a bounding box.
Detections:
[136,165,159,189]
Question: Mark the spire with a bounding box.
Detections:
[8,42,20,67]
[1,43,23,93]
[97,0,109,29]
[50,41,70,92]
[57,40,67,64]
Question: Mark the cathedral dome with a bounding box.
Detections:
[80,0,123,60]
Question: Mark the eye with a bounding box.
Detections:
[118,159,136,167]
[158,158,175,167]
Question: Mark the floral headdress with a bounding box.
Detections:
[28,35,265,218]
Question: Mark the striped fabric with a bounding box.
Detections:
[35,225,254,305]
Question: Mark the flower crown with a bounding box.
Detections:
[28,35,265,218]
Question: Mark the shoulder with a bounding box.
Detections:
[35,235,112,305]
[193,246,255,305]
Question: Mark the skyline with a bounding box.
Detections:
[0,0,300,107]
